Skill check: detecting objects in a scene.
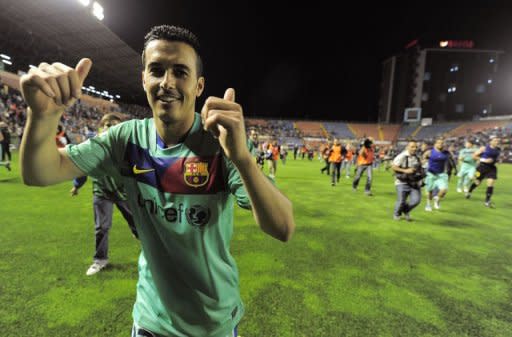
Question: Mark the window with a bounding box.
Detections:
[476,84,486,94]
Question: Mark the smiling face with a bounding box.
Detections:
[142,39,204,128]
[407,141,417,155]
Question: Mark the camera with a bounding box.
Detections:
[396,168,426,185]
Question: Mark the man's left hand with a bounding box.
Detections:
[201,88,251,166]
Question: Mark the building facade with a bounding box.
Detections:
[379,40,503,123]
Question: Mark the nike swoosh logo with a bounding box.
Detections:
[133,165,155,175]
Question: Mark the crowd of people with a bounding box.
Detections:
[245,119,301,141]
[245,125,505,224]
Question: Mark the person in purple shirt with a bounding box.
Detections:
[465,136,501,208]
[422,138,454,211]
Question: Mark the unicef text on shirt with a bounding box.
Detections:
[137,193,185,223]
[136,194,211,229]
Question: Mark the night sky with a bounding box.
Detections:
[101,2,512,121]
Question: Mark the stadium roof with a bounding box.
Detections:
[0,0,144,103]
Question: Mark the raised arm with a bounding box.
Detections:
[202,88,295,242]
[19,59,92,186]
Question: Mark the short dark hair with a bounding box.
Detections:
[363,138,373,148]
[142,25,203,77]
[100,113,122,127]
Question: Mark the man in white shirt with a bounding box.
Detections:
[391,141,424,221]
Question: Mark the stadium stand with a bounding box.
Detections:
[397,124,419,140]
[0,0,144,103]
[446,120,511,138]
[282,137,303,146]
[348,123,379,140]
[246,119,269,128]
[413,122,461,140]
[295,121,326,138]
[322,121,356,139]
[378,124,401,142]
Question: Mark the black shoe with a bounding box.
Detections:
[5,162,11,171]
[465,192,471,199]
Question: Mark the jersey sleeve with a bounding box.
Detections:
[223,156,252,210]
[65,120,131,180]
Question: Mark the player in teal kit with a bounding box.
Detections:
[19,25,295,337]
[456,139,478,193]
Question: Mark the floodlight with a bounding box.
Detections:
[92,2,104,20]
[78,0,90,7]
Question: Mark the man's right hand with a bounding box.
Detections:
[403,168,416,174]
[20,58,92,118]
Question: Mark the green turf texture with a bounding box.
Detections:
[1,152,511,337]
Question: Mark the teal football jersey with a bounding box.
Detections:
[67,113,250,337]
[459,147,478,166]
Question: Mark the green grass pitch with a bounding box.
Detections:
[1,152,511,337]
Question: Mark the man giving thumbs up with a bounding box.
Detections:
[20,24,294,337]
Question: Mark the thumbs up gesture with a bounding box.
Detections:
[201,88,251,165]
[20,58,92,118]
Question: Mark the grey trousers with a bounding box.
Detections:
[394,184,421,216]
[93,195,137,261]
[330,162,341,183]
[353,164,373,192]
[341,159,352,177]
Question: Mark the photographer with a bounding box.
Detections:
[392,141,424,221]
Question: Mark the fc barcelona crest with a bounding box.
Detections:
[184,161,209,187]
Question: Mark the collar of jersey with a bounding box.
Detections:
[155,112,201,150]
